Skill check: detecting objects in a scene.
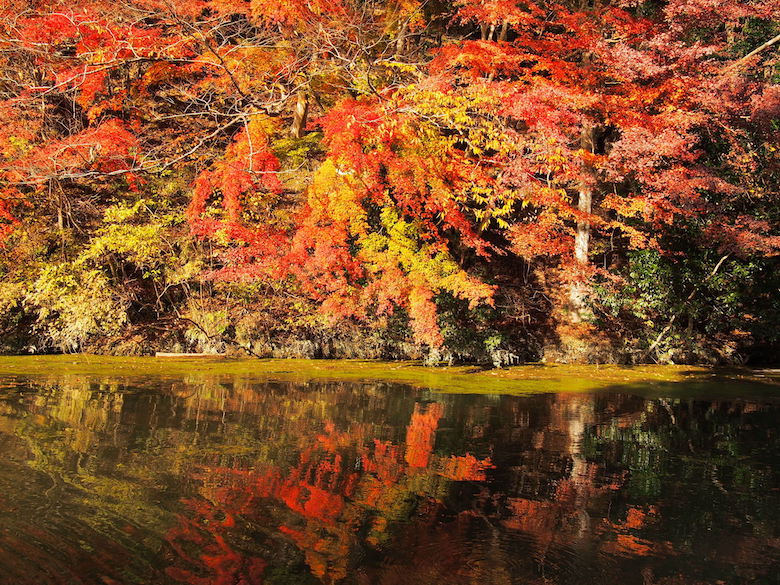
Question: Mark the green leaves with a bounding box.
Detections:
[27,263,127,352]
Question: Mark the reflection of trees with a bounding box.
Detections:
[0,375,778,585]
[362,394,780,585]
[1,376,494,584]
[166,400,493,584]
[165,497,267,585]
[584,399,780,583]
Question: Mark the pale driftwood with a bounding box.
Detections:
[155,352,226,358]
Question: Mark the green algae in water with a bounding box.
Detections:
[0,355,776,398]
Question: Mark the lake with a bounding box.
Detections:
[0,357,778,584]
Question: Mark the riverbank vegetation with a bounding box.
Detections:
[0,0,778,364]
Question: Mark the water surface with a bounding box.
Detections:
[0,360,778,584]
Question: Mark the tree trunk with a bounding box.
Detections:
[498,21,509,42]
[395,22,408,60]
[289,91,309,139]
[573,187,592,265]
[569,125,597,322]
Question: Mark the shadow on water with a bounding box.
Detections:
[0,359,777,584]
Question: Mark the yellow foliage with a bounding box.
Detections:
[308,159,368,236]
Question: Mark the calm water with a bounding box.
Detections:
[0,367,778,585]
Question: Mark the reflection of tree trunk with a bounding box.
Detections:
[560,396,594,538]
[290,91,309,139]
[569,125,596,322]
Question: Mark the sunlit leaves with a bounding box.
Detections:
[0,0,777,353]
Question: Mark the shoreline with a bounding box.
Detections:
[0,354,777,398]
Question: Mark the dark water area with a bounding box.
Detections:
[0,371,778,585]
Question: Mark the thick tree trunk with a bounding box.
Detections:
[569,125,597,322]
[573,187,592,265]
[289,91,309,139]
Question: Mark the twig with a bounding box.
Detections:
[176,316,263,358]
[722,32,780,74]
[644,254,730,359]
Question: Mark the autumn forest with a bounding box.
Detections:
[0,0,778,364]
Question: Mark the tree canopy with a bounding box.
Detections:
[0,0,778,362]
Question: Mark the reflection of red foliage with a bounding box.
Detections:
[165,498,266,585]
[279,481,345,523]
[167,400,492,584]
[625,506,656,529]
[612,533,653,556]
[504,497,558,534]
[405,402,444,468]
[437,454,494,481]
[502,475,663,563]
[361,440,403,484]
[599,505,670,559]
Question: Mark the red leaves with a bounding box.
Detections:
[2,0,775,340]
[704,217,780,257]
[432,41,537,81]
[751,85,780,131]
[663,0,772,31]
[500,84,592,135]
[187,119,287,282]
[14,12,78,47]
[407,287,444,348]
[250,0,348,29]
[508,215,573,260]
[319,99,387,182]
[455,0,544,29]
[1,118,137,185]
[265,96,498,346]
[16,8,180,71]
